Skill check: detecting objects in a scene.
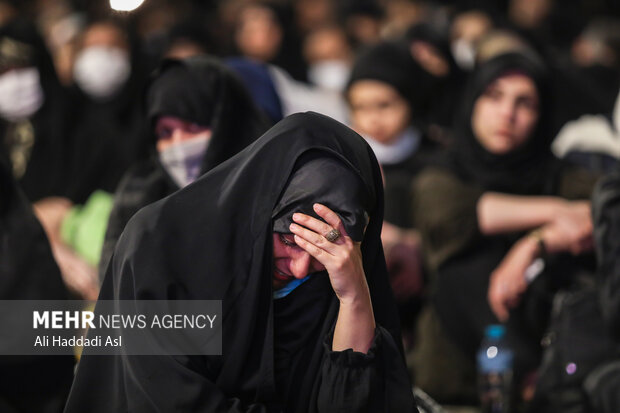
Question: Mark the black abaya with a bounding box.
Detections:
[65,112,416,412]
[0,159,74,412]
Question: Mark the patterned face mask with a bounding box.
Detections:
[158,134,210,188]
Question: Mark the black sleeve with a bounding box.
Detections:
[64,353,281,413]
[592,170,620,339]
[317,326,417,412]
[97,162,173,283]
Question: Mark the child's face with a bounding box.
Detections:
[348,80,411,145]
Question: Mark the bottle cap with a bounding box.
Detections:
[485,324,505,339]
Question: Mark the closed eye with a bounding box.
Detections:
[279,233,297,247]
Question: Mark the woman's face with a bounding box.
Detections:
[471,73,539,154]
[82,22,128,51]
[235,5,282,62]
[272,233,326,290]
[348,80,411,145]
[155,116,212,152]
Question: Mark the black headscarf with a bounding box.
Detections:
[147,56,270,175]
[67,112,412,412]
[449,52,562,195]
[0,159,74,413]
[347,41,431,125]
[272,152,371,241]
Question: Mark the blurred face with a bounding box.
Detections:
[235,5,282,62]
[272,233,326,290]
[348,80,411,145]
[471,73,540,154]
[451,11,493,44]
[345,15,381,46]
[509,0,553,29]
[303,27,351,64]
[165,40,207,60]
[410,40,449,77]
[155,116,211,152]
[82,22,128,51]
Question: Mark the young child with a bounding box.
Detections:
[346,40,442,346]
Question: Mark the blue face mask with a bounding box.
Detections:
[273,275,312,299]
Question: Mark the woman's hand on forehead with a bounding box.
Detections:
[290,203,376,353]
[289,203,367,305]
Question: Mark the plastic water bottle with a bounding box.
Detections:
[477,325,514,413]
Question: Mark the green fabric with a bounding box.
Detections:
[409,306,478,404]
[412,168,485,273]
[60,190,113,267]
[412,166,598,274]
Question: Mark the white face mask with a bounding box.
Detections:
[363,127,422,165]
[451,38,476,70]
[0,67,44,121]
[158,134,210,188]
[307,60,351,91]
[73,46,131,100]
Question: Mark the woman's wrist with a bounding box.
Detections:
[333,294,376,353]
[527,228,546,258]
[336,276,371,306]
[514,232,543,263]
[548,198,569,223]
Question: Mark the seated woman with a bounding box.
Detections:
[32,56,268,300]
[97,56,269,281]
[411,52,598,403]
[64,112,417,412]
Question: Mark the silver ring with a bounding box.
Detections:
[324,228,341,242]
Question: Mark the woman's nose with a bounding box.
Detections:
[498,99,517,123]
[170,127,187,144]
[289,251,312,278]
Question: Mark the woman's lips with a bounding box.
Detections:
[273,268,294,283]
[495,129,513,138]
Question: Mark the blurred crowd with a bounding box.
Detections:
[1,0,620,412]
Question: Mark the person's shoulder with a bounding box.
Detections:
[556,161,602,200]
[413,166,461,192]
[115,158,166,193]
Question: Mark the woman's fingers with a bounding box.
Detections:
[292,233,328,262]
[291,213,335,242]
[291,204,350,248]
[287,205,368,303]
[488,284,509,322]
[313,203,347,235]
[289,223,337,256]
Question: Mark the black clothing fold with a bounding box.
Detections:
[65,112,415,412]
[592,168,620,339]
[0,159,74,413]
[98,56,270,280]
